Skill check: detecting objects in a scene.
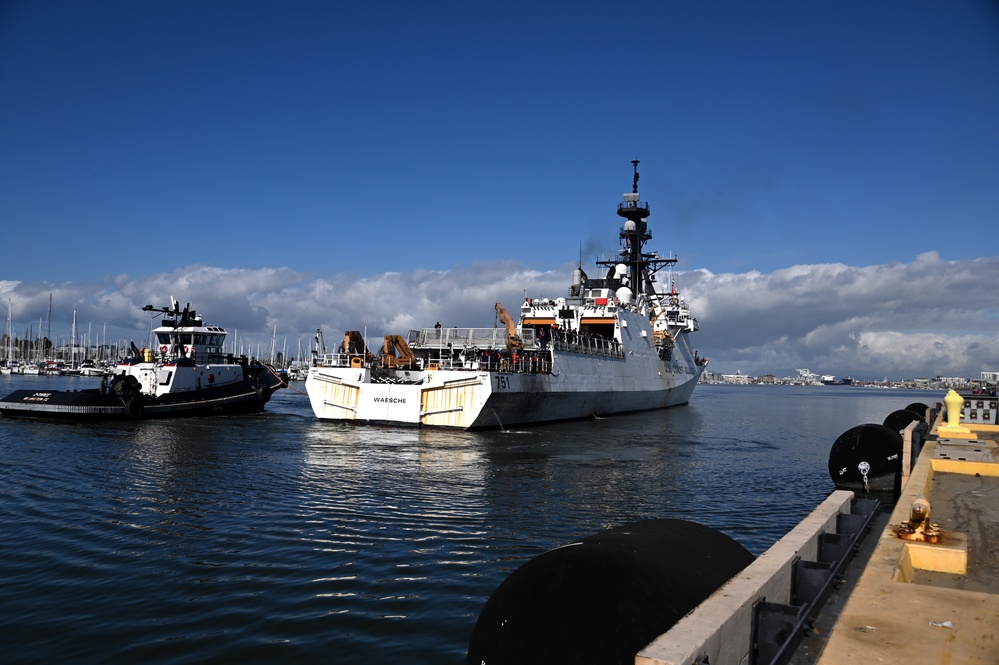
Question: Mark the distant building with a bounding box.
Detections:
[936,376,973,388]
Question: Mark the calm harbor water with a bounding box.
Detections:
[0,376,934,664]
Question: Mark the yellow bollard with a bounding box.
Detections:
[939,388,972,436]
[944,389,963,427]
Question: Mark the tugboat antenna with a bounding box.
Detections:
[632,159,640,194]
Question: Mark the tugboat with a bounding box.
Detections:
[305,161,707,429]
[0,299,286,420]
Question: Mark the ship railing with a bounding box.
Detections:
[409,327,538,350]
[313,352,353,368]
[419,350,552,375]
[468,351,551,374]
[549,329,624,358]
[312,349,553,375]
[617,200,649,214]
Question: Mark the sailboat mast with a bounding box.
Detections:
[270,323,277,365]
[46,293,52,361]
[70,310,77,367]
[5,299,11,362]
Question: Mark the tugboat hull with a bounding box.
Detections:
[0,298,287,421]
[0,375,285,421]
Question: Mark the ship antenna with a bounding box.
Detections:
[632,159,640,194]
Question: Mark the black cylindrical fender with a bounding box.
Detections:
[882,408,924,434]
[828,423,902,493]
[466,519,754,665]
[904,402,929,421]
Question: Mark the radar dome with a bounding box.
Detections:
[623,220,637,232]
[616,286,633,304]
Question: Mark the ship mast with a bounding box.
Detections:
[596,160,677,302]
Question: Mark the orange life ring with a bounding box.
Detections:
[159,345,168,353]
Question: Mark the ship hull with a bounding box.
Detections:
[306,314,704,430]
[0,375,285,421]
[306,367,702,430]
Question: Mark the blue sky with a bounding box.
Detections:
[2,1,998,380]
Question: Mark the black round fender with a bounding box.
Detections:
[882,408,924,434]
[904,402,929,420]
[828,423,903,493]
[466,519,754,665]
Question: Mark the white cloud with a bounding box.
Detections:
[683,252,999,378]
[2,254,997,378]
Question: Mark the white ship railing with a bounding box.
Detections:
[311,349,553,375]
[408,327,538,350]
[548,329,624,358]
[313,327,622,364]
[312,352,365,369]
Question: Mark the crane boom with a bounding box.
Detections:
[495,302,523,351]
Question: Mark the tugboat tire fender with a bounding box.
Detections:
[124,397,143,419]
[255,385,267,405]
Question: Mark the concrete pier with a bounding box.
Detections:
[636,404,999,665]
[813,420,999,664]
[635,491,863,665]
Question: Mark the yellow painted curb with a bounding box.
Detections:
[895,533,968,582]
